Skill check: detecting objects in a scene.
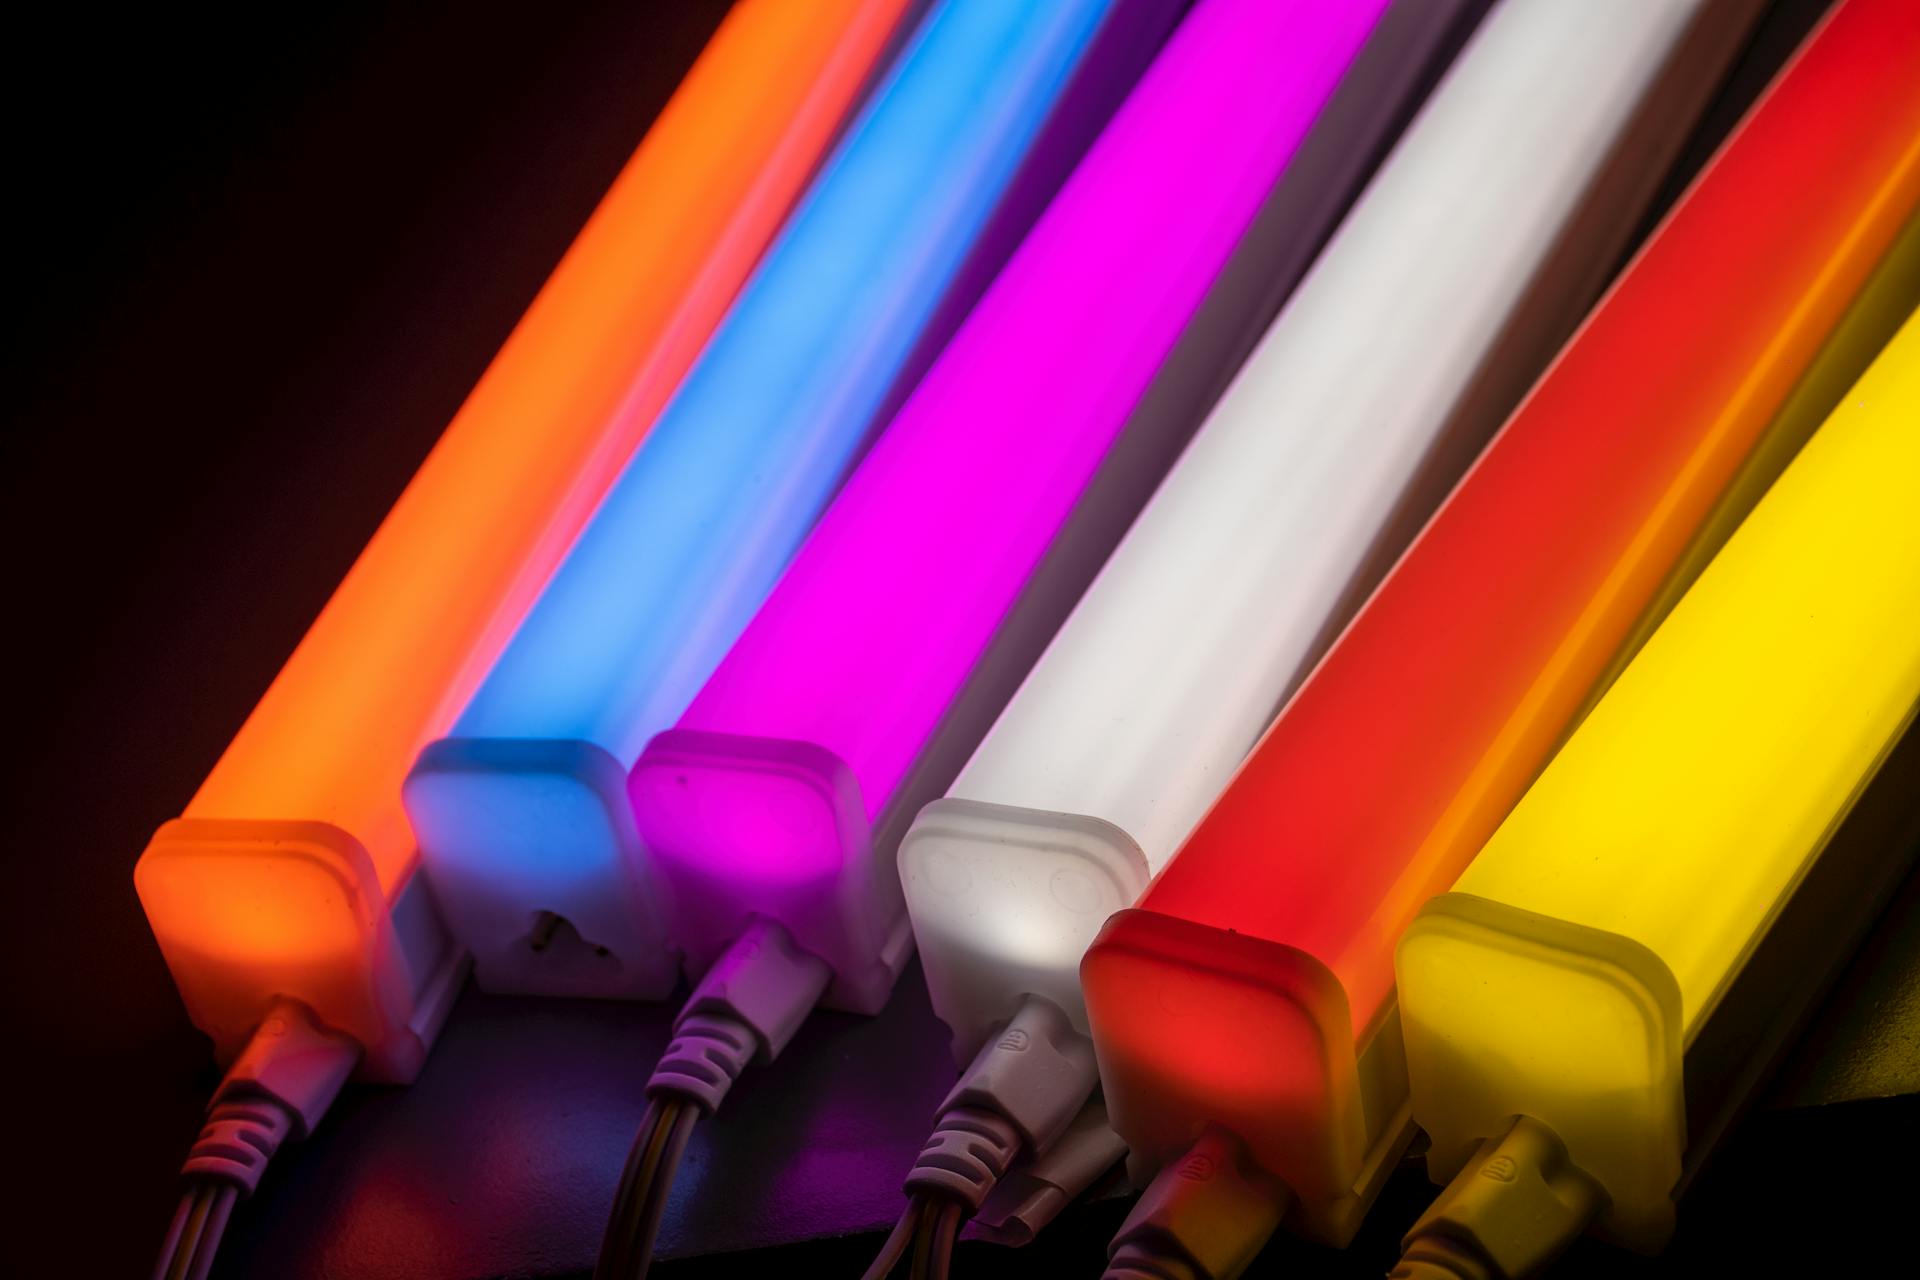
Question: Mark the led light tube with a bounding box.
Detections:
[1397,311,1920,1254]
[1578,204,1920,717]
[405,0,1157,1003]
[904,0,1753,1079]
[1080,0,1920,1251]
[130,0,910,1080]
[630,0,1393,1016]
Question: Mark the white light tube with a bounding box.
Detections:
[901,0,1762,1071]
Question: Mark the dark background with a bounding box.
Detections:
[6,2,1915,1276]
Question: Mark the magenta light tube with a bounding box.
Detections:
[627,0,1389,1014]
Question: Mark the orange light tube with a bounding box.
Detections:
[1081,0,1920,1243]
[133,0,910,1080]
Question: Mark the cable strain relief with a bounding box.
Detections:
[648,919,832,1112]
[1103,1130,1290,1280]
[1396,1115,1605,1280]
[1104,1238,1205,1280]
[903,1105,1024,1213]
[1387,1234,1496,1280]
[646,1011,757,1112]
[182,997,361,1197]
[182,1095,295,1197]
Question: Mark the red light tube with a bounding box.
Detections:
[1081,0,1920,1252]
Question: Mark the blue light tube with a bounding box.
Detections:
[404,0,1144,1001]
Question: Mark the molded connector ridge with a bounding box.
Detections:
[974,1096,1129,1246]
[646,918,831,1112]
[906,1106,1024,1212]
[906,995,1101,1211]
[646,1013,757,1114]
[1388,1234,1495,1280]
[182,1097,293,1196]
[1103,1130,1292,1280]
[1397,1116,1605,1280]
[184,998,359,1195]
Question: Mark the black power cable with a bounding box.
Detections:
[926,1199,963,1280]
[154,1189,198,1276]
[860,1198,927,1280]
[597,1101,675,1280]
[637,1107,700,1276]
[154,1181,240,1280]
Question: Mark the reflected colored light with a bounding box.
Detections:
[1400,310,1920,1248]
[1081,0,1920,1240]
[405,0,1134,1002]
[131,0,910,1077]
[631,0,1391,1015]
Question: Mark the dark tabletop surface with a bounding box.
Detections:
[9,2,1914,1276]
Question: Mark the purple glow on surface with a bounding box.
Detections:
[638,0,1387,867]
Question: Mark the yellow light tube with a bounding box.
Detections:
[133,0,910,1080]
[1398,308,1920,1250]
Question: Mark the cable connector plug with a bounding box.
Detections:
[974,1096,1129,1245]
[646,917,831,1112]
[905,995,1099,1211]
[1103,1130,1291,1280]
[155,999,360,1280]
[906,1105,1023,1213]
[185,997,359,1195]
[599,919,831,1280]
[1392,1116,1605,1280]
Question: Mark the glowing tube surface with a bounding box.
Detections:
[902,0,1753,1074]
[129,0,911,1078]
[1080,0,1920,1241]
[1400,311,1920,1247]
[406,0,1141,1002]
[629,0,1391,1015]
